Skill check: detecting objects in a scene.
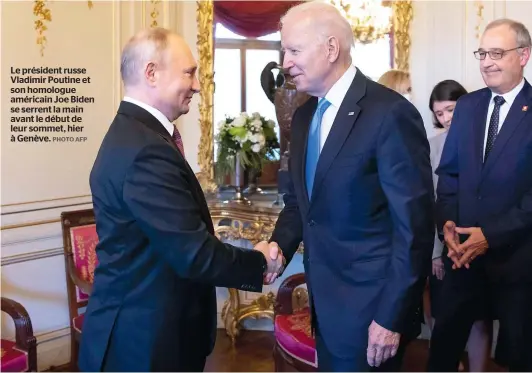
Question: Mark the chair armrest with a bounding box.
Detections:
[1,297,36,352]
[67,253,93,295]
[274,273,307,316]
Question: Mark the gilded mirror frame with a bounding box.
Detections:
[195,0,413,193]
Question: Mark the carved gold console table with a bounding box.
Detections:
[206,190,283,344]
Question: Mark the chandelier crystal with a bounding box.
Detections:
[329,0,393,44]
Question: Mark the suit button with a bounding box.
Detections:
[477,195,482,200]
[308,220,316,226]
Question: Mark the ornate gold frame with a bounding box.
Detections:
[195,0,413,189]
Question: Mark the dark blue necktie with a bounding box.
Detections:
[305,98,331,199]
[484,95,505,160]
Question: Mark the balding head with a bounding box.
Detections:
[280,2,354,97]
[120,27,199,121]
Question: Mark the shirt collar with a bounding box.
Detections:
[123,96,175,136]
[490,77,525,107]
[320,64,357,108]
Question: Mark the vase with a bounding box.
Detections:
[231,153,251,205]
[243,168,263,195]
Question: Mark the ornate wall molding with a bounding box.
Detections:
[474,0,485,39]
[150,0,160,27]
[196,0,217,193]
[392,0,413,71]
[33,1,94,56]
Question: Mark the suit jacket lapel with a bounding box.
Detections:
[482,80,532,180]
[471,90,491,182]
[296,98,318,206]
[310,71,366,201]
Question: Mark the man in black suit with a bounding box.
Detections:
[78,28,284,372]
[428,19,532,372]
[268,2,435,371]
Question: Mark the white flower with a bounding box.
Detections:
[258,134,266,146]
[217,120,227,130]
[252,143,262,153]
[267,119,276,128]
[251,119,262,130]
[248,134,259,143]
[231,116,246,127]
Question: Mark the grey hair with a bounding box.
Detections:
[485,18,532,49]
[280,2,354,57]
[120,27,172,87]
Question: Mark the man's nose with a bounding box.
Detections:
[282,56,294,70]
[481,56,495,68]
[192,75,200,93]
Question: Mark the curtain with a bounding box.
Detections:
[214,1,303,38]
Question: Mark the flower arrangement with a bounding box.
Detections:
[215,112,280,181]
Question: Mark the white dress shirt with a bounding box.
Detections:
[123,96,175,136]
[483,78,525,158]
[318,65,357,151]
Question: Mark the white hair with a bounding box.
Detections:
[120,27,173,87]
[280,2,354,56]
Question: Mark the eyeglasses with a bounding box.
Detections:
[474,46,525,60]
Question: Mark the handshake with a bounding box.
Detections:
[254,241,285,284]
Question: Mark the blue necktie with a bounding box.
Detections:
[305,98,331,199]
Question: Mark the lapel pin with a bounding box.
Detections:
[523,106,528,112]
[348,112,355,116]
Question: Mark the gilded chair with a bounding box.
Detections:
[60,208,98,370]
[273,273,317,372]
[1,297,37,372]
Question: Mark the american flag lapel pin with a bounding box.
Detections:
[523,105,528,112]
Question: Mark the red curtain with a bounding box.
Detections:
[214,1,303,38]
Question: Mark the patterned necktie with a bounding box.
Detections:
[305,98,331,200]
[172,124,185,157]
[484,95,505,160]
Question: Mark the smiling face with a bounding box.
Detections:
[479,24,529,94]
[281,18,334,97]
[146,35,200,122]
[432,100,457,129]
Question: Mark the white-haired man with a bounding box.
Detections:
[78,28,284,372]
[269,2,435,371]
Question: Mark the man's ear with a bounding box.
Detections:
[326,36,340,63]
[144,61,158,86]
[519,46,531,67]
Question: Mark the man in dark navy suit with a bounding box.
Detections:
[78,28,284,372]
[428,19,532,372]
[268,2,435,371]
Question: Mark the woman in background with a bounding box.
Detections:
[378,69,412,100]
[427,79,493,372]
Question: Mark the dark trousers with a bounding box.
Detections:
[427,260,532,372]
[315,325,412,372]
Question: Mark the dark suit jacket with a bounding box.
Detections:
[270,71,435,358]
[436,79,532,284]
[78,101,267,372]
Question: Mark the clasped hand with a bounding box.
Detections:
[443,220,488,269]
[253,241,285,284]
